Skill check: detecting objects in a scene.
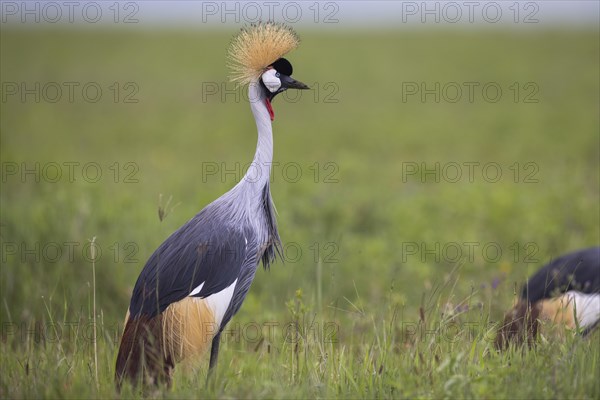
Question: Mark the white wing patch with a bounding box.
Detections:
[189,282,205,296]
[202,279,238,328]
[568,291,600,328]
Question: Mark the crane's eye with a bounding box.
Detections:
[275,72,280,78]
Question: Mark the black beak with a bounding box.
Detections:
[280,74,310,90]
[265,74,310,101]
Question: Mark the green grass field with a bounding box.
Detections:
[1,28,599,398]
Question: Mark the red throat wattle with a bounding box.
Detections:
[265,98,275,121]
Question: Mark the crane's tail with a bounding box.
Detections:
[115,298,218,389]
[495,301,540,351]
[115,314,174,389]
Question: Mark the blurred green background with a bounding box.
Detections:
[1,11,599,399]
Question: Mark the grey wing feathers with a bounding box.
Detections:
[521,247,600,303]
[128,210,249,318]
[261,182,283,269]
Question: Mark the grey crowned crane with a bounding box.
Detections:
[495,247,600,350]
[115,22,309,388]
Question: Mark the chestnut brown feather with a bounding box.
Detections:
[115,298,217,389]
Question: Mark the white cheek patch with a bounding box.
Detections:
[261,69,281,93]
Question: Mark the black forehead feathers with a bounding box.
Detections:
[270,58,293,76]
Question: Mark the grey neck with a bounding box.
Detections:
[224,80,273,207]
[219,79,282,265]
[240,81,273,191]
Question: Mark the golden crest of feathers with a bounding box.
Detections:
[228,22,300,85]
